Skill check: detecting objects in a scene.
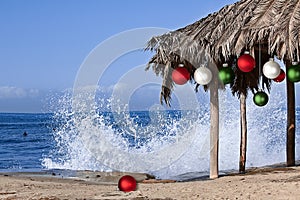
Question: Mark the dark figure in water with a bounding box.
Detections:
[23,131,28,136]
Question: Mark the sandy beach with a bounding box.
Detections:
[0,164,299,200]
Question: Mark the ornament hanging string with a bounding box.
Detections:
[268,37,271,58]
[259,41,262,89]
[203,56,209,69]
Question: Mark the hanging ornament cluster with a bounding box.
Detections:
[194,65,213,85]
[170,50,296,106]
[172,64,190,85]
[287,62,300,83]
[237,51,256,72]
[218,63,235,85]
[263,58,281,79]
[253,90,269,107]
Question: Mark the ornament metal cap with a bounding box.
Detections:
[223,63,229,67]
[244,51,250,54]
[178,64,184,67]
[269,58,274,61]
[292,61,299,65]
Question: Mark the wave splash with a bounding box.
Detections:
[42,85,299,179]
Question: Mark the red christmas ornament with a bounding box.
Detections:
[273,69,285,82]
[172,66,190,85]
[237,52,256,72]
[118,175,137,192]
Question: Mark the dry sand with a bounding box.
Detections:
[0,165,300,200]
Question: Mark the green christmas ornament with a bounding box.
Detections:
[287,62,300,82]
[253,90,269,107]
[219,63,235,84]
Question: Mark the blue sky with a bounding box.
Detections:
[0,0,299,113]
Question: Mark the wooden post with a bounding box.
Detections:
[209,63,219,179]
[286,60,296,166]
[239,92,247,173]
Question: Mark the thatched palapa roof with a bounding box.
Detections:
[146,0,300,104]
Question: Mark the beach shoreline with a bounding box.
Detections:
[0,162,300,200]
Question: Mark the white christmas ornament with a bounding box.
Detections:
[263,58,281,79]
[194,66,212,85]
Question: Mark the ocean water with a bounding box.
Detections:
[0,92,299,179]
[0,113,55,172]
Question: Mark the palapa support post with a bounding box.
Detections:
[286,61,296,166]
[239,92,247,173]
[209,62,219,179]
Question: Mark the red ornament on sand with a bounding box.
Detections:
[172,65,190,85]
[237,52,256,72]
[118,175,137,192]
[273,69,285,82]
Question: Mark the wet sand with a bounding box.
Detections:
[0,164,300,200]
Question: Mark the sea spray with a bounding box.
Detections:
[154,84,290,179]
[43,83,299,179]
[43,87,201,173]
[246,85,287,167]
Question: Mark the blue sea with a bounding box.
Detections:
[0,113,55,172]
[0,106,299,179]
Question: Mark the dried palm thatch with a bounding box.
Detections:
[146,0,300,104]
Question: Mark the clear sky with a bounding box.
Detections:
[0,0,298,113]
